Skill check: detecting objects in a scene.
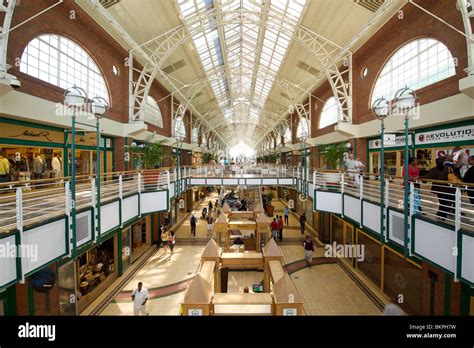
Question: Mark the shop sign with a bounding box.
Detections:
[369,135,412,149]
[3,124,63,143]
[415,125,474,145]
[283,308,297,316]
[435,148,474,158]
[188,309,203,316]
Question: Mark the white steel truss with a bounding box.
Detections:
[131,4,350,148]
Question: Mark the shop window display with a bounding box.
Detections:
[0,146,63,182]
[77,238,115,300]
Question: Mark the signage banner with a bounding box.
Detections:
[435,148,474,158]
[415,125,474,145]
[368,135,412,150]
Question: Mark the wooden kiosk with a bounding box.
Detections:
[212,204,270,253]
[181,237,304,316]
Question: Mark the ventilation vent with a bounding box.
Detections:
[296,60,319,75]
[162,59,187,74]
[99,0,120,9]
[193,92,203,99]
[353,0,384,13]
[280,92,291,100]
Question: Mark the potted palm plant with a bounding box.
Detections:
[321,143,346,189]
[265,191,275,217]
[134,139,167,189]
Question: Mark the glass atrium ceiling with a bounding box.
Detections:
[177,0,307,142]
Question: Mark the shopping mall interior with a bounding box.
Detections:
[0,0,473,321]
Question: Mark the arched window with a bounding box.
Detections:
[191,127,199,144]
[174,116,186,141]
[284,127,292,145]
[319,97,340,128]
[20,34,109,101]
[372,38,456,103]
[142,96,164,128]
[296,117,310,141]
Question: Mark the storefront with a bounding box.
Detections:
[0,118,114,181]
[368,122,474,176]
[76,234,118,313]
[120,216,152,273]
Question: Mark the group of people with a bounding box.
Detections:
[269,207,291,242]
[344,154,365,184]
[404,146,472,221]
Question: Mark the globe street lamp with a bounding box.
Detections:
[91,97,109,243]
[64,86,87,258]
[371,97,390,244]
[393,87,418,257]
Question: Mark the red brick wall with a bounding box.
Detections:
[420,261,464,315]
[352,0,468,125]
[311,82,338,138]
[421,262,445,315]
[7,0,128,123]
[7,0,173,137]
[114,137,125,172]
[355,138,368,168]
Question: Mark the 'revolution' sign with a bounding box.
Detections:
[415,125,474,145]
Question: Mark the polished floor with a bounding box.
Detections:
[86,194,386,316]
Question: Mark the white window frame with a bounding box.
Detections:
[319,97,340,129]
[142,96,164,128]
[371,38,456,104]
[20,34,109,102]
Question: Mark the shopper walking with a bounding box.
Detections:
[299,212,306,235]
[168,231,176,257]
[278,215,284,242]
[270,218,278,240]
[206,215,213,238]
[303,235,314,265]
[131,282,149,316]
[284,207,289,225]
[190,214,197,236]
[208,200,213,213]
[161,228,169,255]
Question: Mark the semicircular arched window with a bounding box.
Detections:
[319,97,340,129]
[174,116,186,141]
[284,127,292,145]
[191,127,199,144]
[142,96,164,128]
[296,117,310,141]
[20,34,109,102]
[371,38,456,104]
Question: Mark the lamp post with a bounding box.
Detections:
[371,97,390,244]
[175,122,185,197]
[393,87,418,257]
[91,97,109,244]
[64,86,87,258]
[298,131,308,200]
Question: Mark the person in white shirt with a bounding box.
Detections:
[354,157,365,184]
[131,282,149,316]
[51,153,62,178]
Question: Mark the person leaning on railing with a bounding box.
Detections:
[422,156,460,222]
[463,156,474,206]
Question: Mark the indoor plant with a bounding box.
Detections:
[265,191,275,217]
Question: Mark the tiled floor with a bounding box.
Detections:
[99,244,204,316]
[94,195,383,317]
[291,264,382,315]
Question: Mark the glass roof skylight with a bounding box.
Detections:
[177,0,307,140]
